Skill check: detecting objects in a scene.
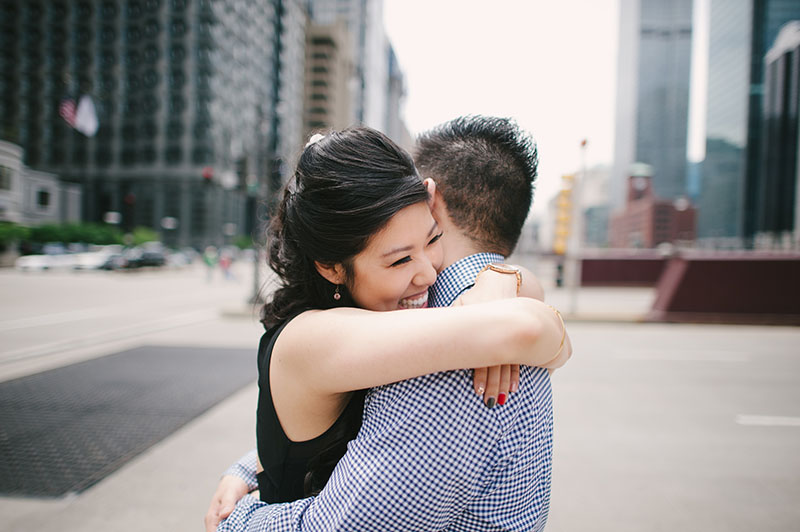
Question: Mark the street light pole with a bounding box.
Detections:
[567,139,587,315]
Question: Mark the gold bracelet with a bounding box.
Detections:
[476,263,522,296]
[546,304,566,360]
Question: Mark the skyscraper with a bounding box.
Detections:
[303,21,355,133]
[0,0,306,248]
[760,21,800,235]
[698,0,800,240]
[611,0,694,207]
[308,0,392,132]
[697,0,752,239]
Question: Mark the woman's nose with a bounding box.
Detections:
[415,256,437,287]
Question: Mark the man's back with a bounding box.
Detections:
[347,364,553,531]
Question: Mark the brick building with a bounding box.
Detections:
[609,163,696,248]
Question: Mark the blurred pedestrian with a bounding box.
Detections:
[219,250,234,281]
[203,246,218,282]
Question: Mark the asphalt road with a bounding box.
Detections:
[546,321,800,531]
[1,262,798,531]
[0,261,268,382]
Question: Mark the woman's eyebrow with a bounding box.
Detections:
[381,221,439,258]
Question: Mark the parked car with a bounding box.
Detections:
[73,246,126,270]
[122,245,167,268]
[100,253,127,270]
[14,254,54,272]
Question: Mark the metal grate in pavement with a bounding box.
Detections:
[0,345,255,497]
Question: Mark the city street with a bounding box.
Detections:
[1,262,799,531]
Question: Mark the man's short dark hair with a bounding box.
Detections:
[414,115,538,256]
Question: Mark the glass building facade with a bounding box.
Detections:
[636,0,694,201]
[612,0,694,209]
[699,0,800,239]
[759,21,800,234]
[0,0,306,248]
[698,0,752,238]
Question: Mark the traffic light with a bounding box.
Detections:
[553,175,574,255]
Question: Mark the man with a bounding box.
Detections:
[206,115,566,532]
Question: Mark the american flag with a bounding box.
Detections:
[59,98,77,127]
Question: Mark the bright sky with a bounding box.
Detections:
[383,0,621,216]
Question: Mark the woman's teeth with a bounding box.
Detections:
[398,291,428,309]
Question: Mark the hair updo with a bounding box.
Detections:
[261,127,428,329]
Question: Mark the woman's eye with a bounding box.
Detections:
[428,232,443,245]
[390,256,412,267]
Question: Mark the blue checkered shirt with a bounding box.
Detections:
[219,253,554,532]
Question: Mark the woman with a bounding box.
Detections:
[255,127,569,503]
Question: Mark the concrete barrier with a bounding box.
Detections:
[646,251,800,324]
[579,250,668,286]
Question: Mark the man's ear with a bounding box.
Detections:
[423,178,437,209]
[314,261,346,285]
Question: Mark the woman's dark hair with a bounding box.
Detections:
[261,126,428,329]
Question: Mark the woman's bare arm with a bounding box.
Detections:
[273,274,565,395]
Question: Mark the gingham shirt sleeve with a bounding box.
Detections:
[217,371,504,532]
[223,449,259,491]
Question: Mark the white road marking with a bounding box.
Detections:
[736,415,800,427]
[614,349,750,362]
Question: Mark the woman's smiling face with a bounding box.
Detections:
[345,201,443,312]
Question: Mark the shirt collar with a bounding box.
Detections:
[429,252,505,307]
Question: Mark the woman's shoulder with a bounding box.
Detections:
[258,312,306,369]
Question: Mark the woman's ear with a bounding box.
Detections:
[314,261,346,285]
[423,178,437,209]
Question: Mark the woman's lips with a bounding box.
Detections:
[398,290,429,309]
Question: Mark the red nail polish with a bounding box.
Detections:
[497,393,506,405]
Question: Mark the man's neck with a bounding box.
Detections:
[440,230,485,271]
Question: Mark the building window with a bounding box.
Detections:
[101,1,118,18]
[140,145,157,163]
[48,147,65,165]
[0,166,12,190]
[121,147,137,164]
[167,121,184,137]
[169,94,185,113]
[143,18,161,39]
[170,18,186,37]
[165,145,182,165]
[192,146,212,164]
[37,189,51,209]
[95,146,113,167]
[141,120,158,137]
[169,69,185,87]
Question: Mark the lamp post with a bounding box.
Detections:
[567,139,588,315]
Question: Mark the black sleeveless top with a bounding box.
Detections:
[256,317,366,503]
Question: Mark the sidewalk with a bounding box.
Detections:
[0,316,263,532]
[506,251,656,322]
[546,285,655,322]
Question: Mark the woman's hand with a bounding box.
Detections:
[473,364,518,407]
[457,266,525,407]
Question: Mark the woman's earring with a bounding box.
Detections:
[333,285,341,301]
